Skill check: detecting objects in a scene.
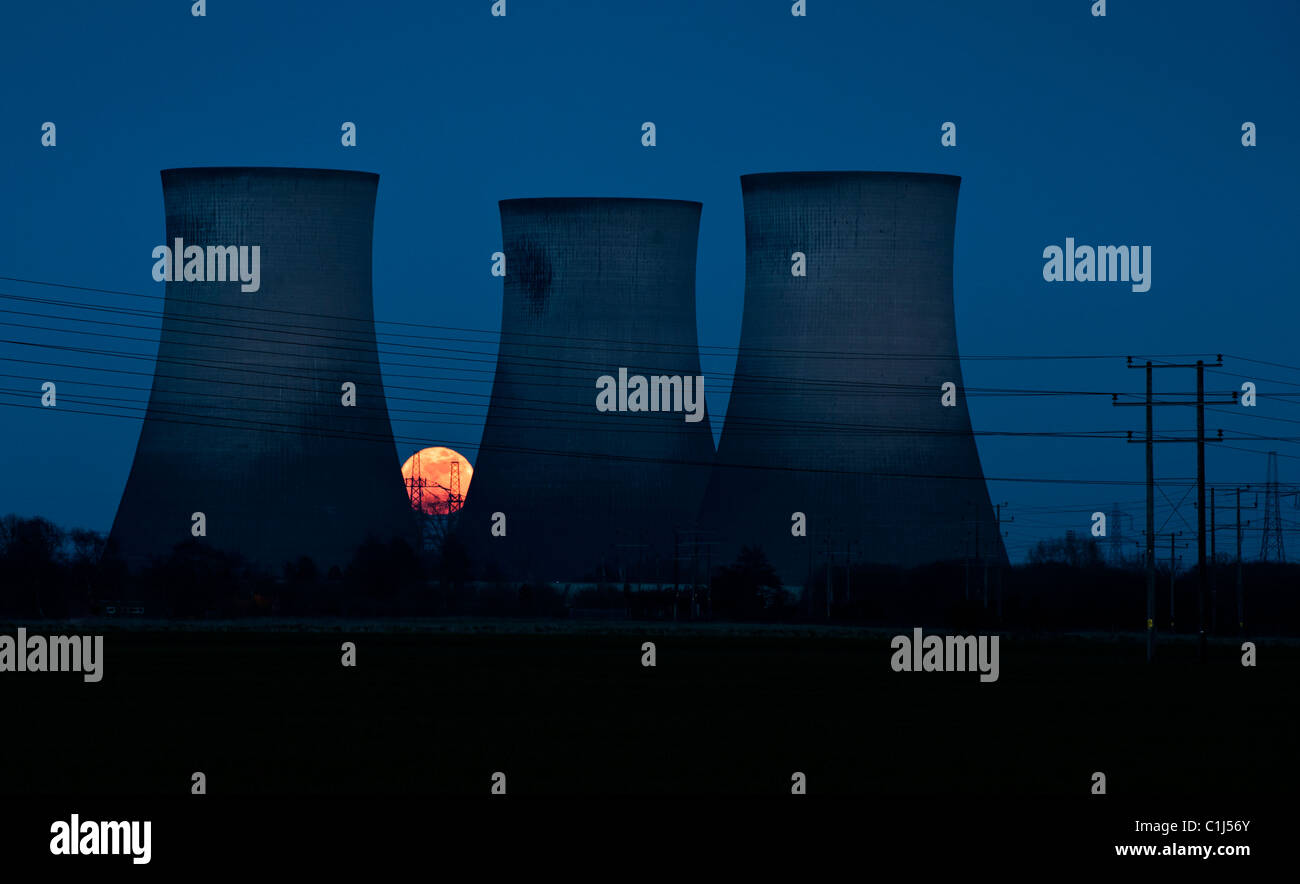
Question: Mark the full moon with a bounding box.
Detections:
[400,446,474,515]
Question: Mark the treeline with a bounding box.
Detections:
[817,534,1300,635]
[0,514,1296,634]
[0,514,430,619]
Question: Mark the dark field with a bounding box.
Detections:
[5,623,1296,797]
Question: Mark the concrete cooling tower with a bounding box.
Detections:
[109,167,416,572]
[700,171,1006,587]
[457,198,716,583]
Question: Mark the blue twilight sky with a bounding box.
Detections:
[1,0,1297,561]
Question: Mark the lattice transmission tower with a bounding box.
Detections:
[1259,451,1285,562]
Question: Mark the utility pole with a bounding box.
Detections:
[673,528,679,616]
[993,503,1011,622]
[825,536,833,619]
[963,527,971,602]
[1117,357,1229,660]
[1195,361,1208,660]
[1145,362,1155,660]
[1170,532,1176,631]
[1204,486,1255,636]
[983,544,990,609]
[1210,486,1216,634]
[844,540,853,607]
[1237,489,1243,632]
[1232,487,1256,633]
[705,542,712,618]
[692,533,700,619]
[1168,532,1188,632]
[807,535,814,618]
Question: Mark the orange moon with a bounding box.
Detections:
[400,447,474,515]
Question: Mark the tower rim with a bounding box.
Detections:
[499,196,703,210]
[160,166,379,183]
[740,170,961,188]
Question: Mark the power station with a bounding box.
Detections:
[700,171,1006,587]
[108,170,1005,586]
[109,167,417,572]
[456,197,716,583]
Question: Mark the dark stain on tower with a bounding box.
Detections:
[512,238,553,315]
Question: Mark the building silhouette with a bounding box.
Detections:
[109,167,416,572]
[457,197,715,583]
[700,171,1006,586]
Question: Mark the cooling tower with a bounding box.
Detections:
[109,167,416,572]
[701,171,1006,586]
[457,198,715,583]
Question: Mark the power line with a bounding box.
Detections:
[0,397,1229,487]
[0,384,1141,441]
[0,274,1225,362]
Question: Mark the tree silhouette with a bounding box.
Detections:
[0,514,65,616]
[711,545,784,620]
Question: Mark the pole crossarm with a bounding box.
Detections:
[1114,357,1223,662]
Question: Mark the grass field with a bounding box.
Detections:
[4,621,1296,797]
